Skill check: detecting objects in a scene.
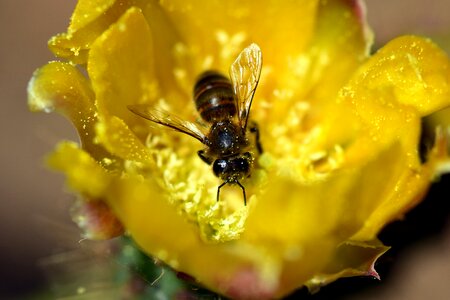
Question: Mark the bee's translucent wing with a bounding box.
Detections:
[128,104,206,143]
[229,43,262,131]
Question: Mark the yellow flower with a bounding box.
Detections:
[28,0,450,298]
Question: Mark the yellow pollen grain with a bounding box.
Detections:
[102,157,113,166]
[70,47,81,56]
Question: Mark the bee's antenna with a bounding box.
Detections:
[216,181,247,206]
[217,181,227,202]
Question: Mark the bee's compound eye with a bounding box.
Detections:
[213,159,228,177]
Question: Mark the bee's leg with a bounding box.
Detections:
[235,180,247,206]
[198,149,213,165]
[248,121,263,154]
[216,181,227,202]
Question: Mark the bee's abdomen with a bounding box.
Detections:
[194,71,236,123]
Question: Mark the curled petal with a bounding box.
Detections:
[352,129,450,241]
[28,62,109,160]
[348,36,450,117]
[305,239,389,293]
[28,62,93,122]
[332,36,450,168]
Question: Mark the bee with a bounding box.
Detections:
[128,43,263,205]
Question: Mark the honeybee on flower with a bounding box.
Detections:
[28,0,450,298]
[128,43,263,205]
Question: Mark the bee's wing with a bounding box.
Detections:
[229,43,262,131]
[128,104,207,144]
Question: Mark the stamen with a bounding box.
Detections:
[144,132,252,243]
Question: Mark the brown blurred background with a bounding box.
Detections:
[0,0,449,299]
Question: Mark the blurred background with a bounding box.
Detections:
[1,0,449,299]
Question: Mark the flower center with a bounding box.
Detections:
[265,100,345,183]
[142,129,265,244]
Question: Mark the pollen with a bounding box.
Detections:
[144,131,255,243]
[267,99,344,183]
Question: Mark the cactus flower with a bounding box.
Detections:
[28,0,450,298]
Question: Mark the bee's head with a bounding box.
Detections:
[212,152,252,181]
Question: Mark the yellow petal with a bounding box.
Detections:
[88,7,158,131]
[160,0,319,77]
[351,168,431,241]
[344,36,450,117]
[301,0,372,103]
[107,175,331,298]
[27,62,109,160]
[104,174,281,298]
[247,142,404,241]
[49,142,124,239]
[352,131,449,241]
[256,0,374,169]
[48,142,111,198]
[48,0,129,64]
[68,0,116,32]
[330,36,450,168]
[242,142,403,296]
[277,0,373,106]
[95,116,153,164]
[138,2,189,101]
[51,1,186,101]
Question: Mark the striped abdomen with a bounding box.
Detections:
[193,71,236,123]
